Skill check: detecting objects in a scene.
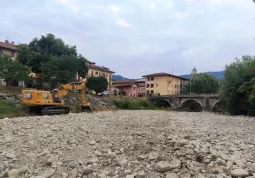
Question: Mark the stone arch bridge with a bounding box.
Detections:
[149,94,220,111]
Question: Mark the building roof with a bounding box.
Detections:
[142,72,189,80]
[0,41,18,51]
[112,80,136,87]
[135,78,146,83]
[88,62,115,74]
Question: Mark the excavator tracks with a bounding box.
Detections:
[41,106,70,115]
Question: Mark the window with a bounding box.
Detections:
[151,84,154,88]
[151,77,154,81]
[146,84,150,88]
[95,72,98,75]
[11,51,14,57]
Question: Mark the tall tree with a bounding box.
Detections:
[0,55,31,86]
[183,73,219,94]
[41,55,88,88]
[17,34,78,73]
[17,33,88,87]
[87,76,108,93]
[219,55,255,115]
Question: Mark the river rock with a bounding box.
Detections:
[230,169,249,177]
[155,161,171,173]
[166,173,179,178]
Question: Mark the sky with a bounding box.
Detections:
[1,0,255,78]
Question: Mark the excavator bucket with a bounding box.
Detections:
[82,106,92,113]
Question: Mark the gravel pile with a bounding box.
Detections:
[0,110,255,178]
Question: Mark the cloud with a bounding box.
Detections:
[1,0,255,78]
[109,5,120,14]
[166,2,174,9]
[55,0,79,12]
[116,18,132,28]
[173,11,189,19]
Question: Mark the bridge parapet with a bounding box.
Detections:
[149,94,220,111]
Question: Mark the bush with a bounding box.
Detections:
[0,100,26,118]
[113,99,159,110]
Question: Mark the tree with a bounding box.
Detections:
[17,33,88,87]
[86,76,108,93]
[219,55,255,115]
[40,55,88,88]
[0,55,31,86]
[17,33,78,73]
[183,73,219,94]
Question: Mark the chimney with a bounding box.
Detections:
[5,40,9,43]
[11,41,14,45]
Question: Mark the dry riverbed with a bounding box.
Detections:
[0,110,255,178]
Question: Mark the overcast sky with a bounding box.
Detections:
[1,0,255,78]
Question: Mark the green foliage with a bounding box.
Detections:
[183,73,219,94]
[40,55,87,88]
[87,76,108,93]
[0,55,30,86]
[0,100,25,118]
[17,33,88,87]
[220,55,255,115]
[113,99,159,110]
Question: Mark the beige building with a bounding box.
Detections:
[0,40,18,60]
[142,73,189,96]
[87,61,115,89]
[135,78,146,97]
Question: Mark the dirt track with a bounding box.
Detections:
[0,110,255,178]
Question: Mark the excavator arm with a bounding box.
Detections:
[52,79,92,112]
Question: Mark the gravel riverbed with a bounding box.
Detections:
[0,110,255,178]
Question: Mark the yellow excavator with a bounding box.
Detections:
[21,79,92,115]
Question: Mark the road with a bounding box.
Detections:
[0,111,255,178]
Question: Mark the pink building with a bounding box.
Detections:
[112,80,138,97]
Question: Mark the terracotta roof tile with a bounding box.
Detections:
[0,42,18,51]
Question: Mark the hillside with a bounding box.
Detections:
[112,75,133,81]
[180,71,224,80]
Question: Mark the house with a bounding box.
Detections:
[0,40,20,86]
[112,80,138,97]
[87,61,115,89]
[0,40,18,60]
[142,72,189,96]
[135,78,146,97]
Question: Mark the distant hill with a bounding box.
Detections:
[112,75,133,81]
[180,71,224,80]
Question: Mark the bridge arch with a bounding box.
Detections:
[179,99,203,112]
[212,99,220,109]
[155,99,172,108]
